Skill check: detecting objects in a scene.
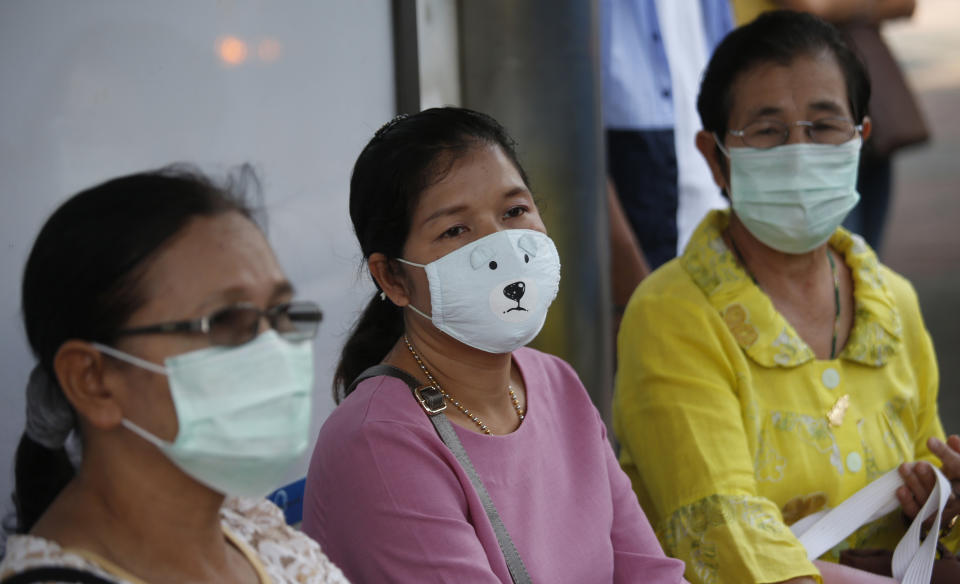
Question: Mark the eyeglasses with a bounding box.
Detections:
[728,117,862,149]
[115,301,322,347]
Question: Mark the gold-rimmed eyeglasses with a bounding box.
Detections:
[114,301,322,347]
[728,117,863,149]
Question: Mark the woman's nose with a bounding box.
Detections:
[785,122,814,145]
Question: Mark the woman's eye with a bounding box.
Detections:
[441,225,467,238]
[504,206,527,219]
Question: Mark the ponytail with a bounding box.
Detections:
[13,433,75,533]
[333,292,405,402]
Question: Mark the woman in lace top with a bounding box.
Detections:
[0,167,348,584]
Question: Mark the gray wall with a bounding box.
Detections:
[0,1,394,512]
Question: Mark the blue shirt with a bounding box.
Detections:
[602,0,733,130]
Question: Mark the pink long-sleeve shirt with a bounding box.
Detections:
[303,347,686,583]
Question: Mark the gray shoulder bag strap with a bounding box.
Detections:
[348,365,532,584]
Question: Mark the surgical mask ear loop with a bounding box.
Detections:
[91,342,167,375]
[713,133,731,158]
[394,258,433,320]
[90,343,175,448]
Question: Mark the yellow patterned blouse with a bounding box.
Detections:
[729,0,779,26]
[614,210,947,584]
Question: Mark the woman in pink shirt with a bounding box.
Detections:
[301,107,686,583]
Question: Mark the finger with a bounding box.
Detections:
[928,437,960,477]
[901,463,932,508]
[898,485,920,518]
[947,434,960,454]
[917,462,937,493]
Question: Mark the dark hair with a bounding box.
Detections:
[697,10,871,138]
[333,107,529,401]
[13,165,257,533]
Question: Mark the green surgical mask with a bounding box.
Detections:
[718,137,862,254]
[94,330,314,497]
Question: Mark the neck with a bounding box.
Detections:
[391,313,515,413]
[727,213,830,287]
[37,429,234,579]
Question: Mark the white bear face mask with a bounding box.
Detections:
[397,229,561,354]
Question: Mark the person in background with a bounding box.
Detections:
[0,168,347,583]
[731,0,925,254]
[602,0,734,270]
[614,11,958,584]
[303,107,687,584]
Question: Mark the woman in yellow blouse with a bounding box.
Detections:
[614,11,959,584]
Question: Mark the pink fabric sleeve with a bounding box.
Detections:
[303,417,507,583]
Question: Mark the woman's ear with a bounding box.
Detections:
[696,130,730,192]
[53,341,124,430]
[368,253,412,307]
[860,116,872,142]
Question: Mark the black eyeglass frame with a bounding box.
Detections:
[114,300,322,347]
[727,117,863,149]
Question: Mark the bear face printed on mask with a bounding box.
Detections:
[469,231,546,323]
[400,229,562,354]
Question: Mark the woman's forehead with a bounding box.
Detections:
[728,52,851,122]
[412,144,528,218]
[134,212,286,319]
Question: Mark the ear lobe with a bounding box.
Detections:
[53,340,124,430]
[368,253,412,307]
[696,130,730,192]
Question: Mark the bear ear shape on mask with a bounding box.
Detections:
[517,233,540,258]
[470,245,496,270]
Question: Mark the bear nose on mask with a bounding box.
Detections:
[503,281,525,302]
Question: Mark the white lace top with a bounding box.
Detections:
[0,497,349,583]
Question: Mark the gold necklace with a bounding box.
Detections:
[403,335,524,435]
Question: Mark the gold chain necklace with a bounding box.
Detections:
[403,335,524,435]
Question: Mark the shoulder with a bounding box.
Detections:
[876,263,932,353]
[635,257,700,299]
[514,347,595,404]
[622,261,718,337]
[328,372,436,428]
[0,535,123,583]
[877,264,921,314]
[221,498,348,583]
[514,347,605,431]
[314,373,444,465]
[308,372,459,496]
[514,346,579,380]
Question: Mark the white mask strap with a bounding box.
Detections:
[393,258,432,319]
[713,133,731,158]
[92,342,167,375]
[406,304,433,321]
[396,257,426,269]
[121,418,170,449]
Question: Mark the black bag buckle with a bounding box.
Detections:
[414,384,446,415]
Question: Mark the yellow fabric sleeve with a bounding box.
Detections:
[884,269,958,551]
[615,291,820,584]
